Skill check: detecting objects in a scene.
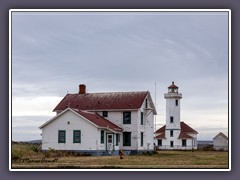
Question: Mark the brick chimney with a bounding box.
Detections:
[79,84,86,94]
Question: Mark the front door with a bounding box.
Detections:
[107,134,113,151]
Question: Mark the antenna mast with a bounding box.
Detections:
[154,82,157,146]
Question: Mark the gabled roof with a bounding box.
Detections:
[39,108,123,133]
[156,132,166,139]
[178,132,194,139]
[156,125,166,134]
[155,122,198,139]
[180,121,198,134]
[74,110,123,133]
[53,91,157,114]
[213,132,228,140]
[155,125,166,139]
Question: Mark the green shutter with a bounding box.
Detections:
[73,130,81,143]
[116,134,119,146]
[101,130,104,144]
[58,130,66,143]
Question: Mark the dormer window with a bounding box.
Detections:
[145,99,148,108]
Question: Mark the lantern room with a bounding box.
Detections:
[168,82,179,93]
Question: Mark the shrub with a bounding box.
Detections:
[30,144,41,153]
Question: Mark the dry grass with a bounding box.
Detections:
[12,143,43,160]
[11,146,229,169]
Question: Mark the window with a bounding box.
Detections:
[101,130,104,144]
[182,139,187,147]
[170,141,174,147]
[116,134,119,146]
[123,111,131,124]
[170,130,173,137]
[158,139,162,146]
[175,99,178,106]
[141,112,144,125]
[107,134,113,143]
[141,132,144,146]
[102,111,108,117]
[123,132,131,146]
[170,116,174,123]
[58,130,66,143]
[145,99,148,108]
[73,130,81,143]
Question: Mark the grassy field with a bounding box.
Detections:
[11,143,229,169]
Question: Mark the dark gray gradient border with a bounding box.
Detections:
[1,0,238,179]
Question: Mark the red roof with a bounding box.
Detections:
[180,121,198,134]
[156,125,165,134]
[155,122,197,139]
[168,82,178,89]
[156,132,166,139]
[178,132,194,139]
[74,110,123,132]
[155,125,166,139]
[39,108,123,133]
[53,91,149,112]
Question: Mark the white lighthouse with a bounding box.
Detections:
[165,82,182,130]
[155,82,198,150]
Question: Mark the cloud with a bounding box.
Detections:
[12,115,53,141]
[11,11,229,141]
[12,96,62,116]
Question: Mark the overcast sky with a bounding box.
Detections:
[11,10,229,141]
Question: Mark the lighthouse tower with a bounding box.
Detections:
[155,82,198,149]
[164,82,182,147]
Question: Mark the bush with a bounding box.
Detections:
[30,144,41,153]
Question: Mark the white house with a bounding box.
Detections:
[155,82,198,150]
[39,84,157,156]
[213,132,228,151]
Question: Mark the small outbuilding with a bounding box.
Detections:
[213,132,228,151]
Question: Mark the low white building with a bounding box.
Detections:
[40,84,157,155]
[155,82,198,150]
[213,132,228,151]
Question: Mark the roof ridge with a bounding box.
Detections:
[53,90,155,113]
[213,132,228,140]
[67,91,149,95]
